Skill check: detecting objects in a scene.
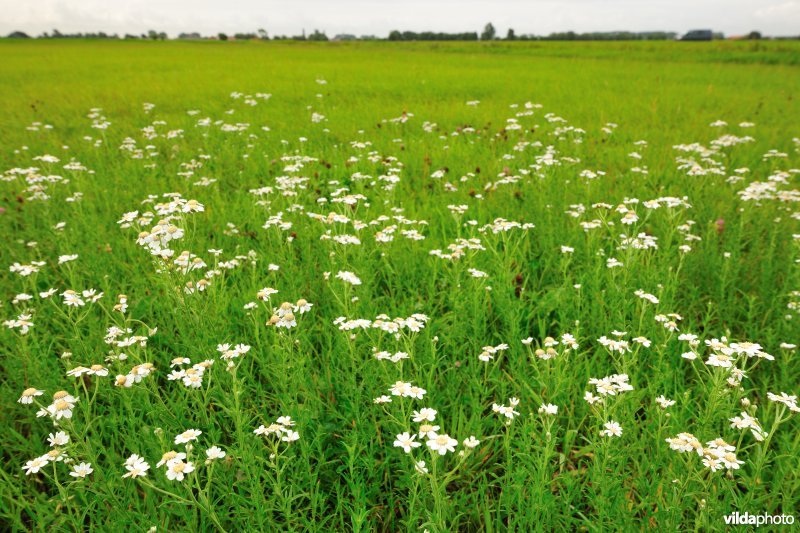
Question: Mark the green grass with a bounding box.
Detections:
[1,40,799,531]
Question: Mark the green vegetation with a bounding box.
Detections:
[1,40,799,531]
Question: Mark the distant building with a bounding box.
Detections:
[178,32,202,40]
[681,30,713,41]
[333,34,357,41]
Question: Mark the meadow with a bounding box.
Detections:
[1,39,799,531]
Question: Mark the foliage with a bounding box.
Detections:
[0,40,798,532]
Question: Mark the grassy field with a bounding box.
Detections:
[1,40,799,531]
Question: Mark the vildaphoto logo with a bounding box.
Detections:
[724,512,795,527]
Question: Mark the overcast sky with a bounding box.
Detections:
[1,0,798,37]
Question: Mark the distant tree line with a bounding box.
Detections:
[7,29,168,40]
[388,30,478,41]
[536,31,679,41]
[4,24,795,41]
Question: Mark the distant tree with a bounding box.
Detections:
[386,29,478,41]
[7,31,30,38]
[308,29,329,41]
[257,28,269,40]
[539,30,676,41]
[481,23,496,41]
[218,33,228,41]
[747,30,762,40]
[147,29,158,40]
[52,29,63,38]
[158,32,167,40]
[548,31,577,40]
[506,28,516,40]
